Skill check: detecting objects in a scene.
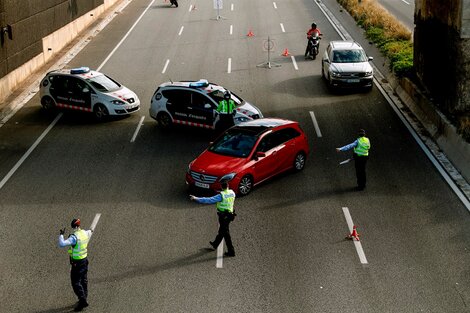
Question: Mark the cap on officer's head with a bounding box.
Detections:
[224,91,231,99]
[358,129,366,136]
[71,218,81,228]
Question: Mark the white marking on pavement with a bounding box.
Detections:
[162,59,170,74]
[309,111,322,137]
[97,0,156,71]
[178,26,184,36]
[216,239,224,268]
[227,58,232,73]
[291,55,298,70]
[273,2,277,9]
[0,113,62,191]
[90,213,101,233]
[230,25,233,35]
[131,116,145,142]
[401,0,410,4]
[231,3,234,11]
[280,23,285,33]
[342,207,368,264]
[189,4,193,12]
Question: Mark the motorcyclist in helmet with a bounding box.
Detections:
[305,22,322,58]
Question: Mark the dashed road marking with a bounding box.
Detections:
[230,25,233,35]
[342,207,368,264]
[228,58,232,73]
[291,55,298,70]
[178,26,184,36]
[309,111,322,137]
[131,116,145,142]
[90,213,101,233]
[273,2,277,9]
[280,23,285,33]
[216,239,224,268]
[162,59,170,74]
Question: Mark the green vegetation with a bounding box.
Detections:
[337,0,413,77]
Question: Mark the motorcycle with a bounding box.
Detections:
[170,0,178,7]
[306,32,321,60]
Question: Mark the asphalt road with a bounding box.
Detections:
[377,0,415,31]
[0,0,468,312]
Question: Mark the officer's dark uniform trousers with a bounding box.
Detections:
[71,258,88,302]
[213,212,235,255]
[353,153,368,189]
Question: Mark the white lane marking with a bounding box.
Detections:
[162,59,170,74]
[280,23,285,33]
[0,113,62,191]
[231,3,234,11]
[401,0,410,4]
[273,2,277,9]
[291,55,298,70]
[90,213,101,233]
[342,207,368,264]
[309,111,322,137]
[189,4,193,12]
[131,116,145,142]
[97,0,156,71]
[230,25,233,35]
[216,239,224,268]
[178,26,184,36]
[227,58,232,73]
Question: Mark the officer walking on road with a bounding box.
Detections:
[216,91,236,131]
[58,218,93,311]
[190,182,237,257]
[336,129,371,191]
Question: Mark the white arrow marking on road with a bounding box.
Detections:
[342,207,368,264]
[216,239,224,268]
[309,111,322,137]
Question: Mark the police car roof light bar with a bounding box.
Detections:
[71,67,91,74]
[189,79,209,88]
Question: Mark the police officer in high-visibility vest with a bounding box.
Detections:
[216,91,236,131]
[58,218,93,311]
[336,129,371,190]
[190,182,237,257]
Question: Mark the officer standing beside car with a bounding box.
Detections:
[58,218,93,311]
[216,91,236,131]
[190,182,237,257]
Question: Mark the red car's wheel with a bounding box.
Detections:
[294,152,306,171]
[238,175,253,196]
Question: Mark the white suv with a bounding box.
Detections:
[322,41,374,90]
[149,79,263,130]
[39,67,140,120]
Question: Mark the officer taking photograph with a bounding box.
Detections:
[58,218,93,311]
[190,181,237,257]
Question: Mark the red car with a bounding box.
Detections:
[186,118,310,195]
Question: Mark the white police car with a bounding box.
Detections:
[39,67,140,120]
[149,79,263,129]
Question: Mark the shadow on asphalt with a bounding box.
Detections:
[92,248,216,284]
[33,304,75,313]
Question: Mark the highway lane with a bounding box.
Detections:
[0,0,469,312]
[377,0,415,31]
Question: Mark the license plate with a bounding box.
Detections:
[347,79,360,83]
[195,182,209,189]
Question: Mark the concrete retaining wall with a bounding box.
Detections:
[0,0,121,103]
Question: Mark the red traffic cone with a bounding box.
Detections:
[346,225,360,241]
[281,48,290,56]
[246,29,254,37]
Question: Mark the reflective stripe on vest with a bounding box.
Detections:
[71,229,89,260]
[216,189,235,213]
[218,100,235,113]
[354,137,370,156]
